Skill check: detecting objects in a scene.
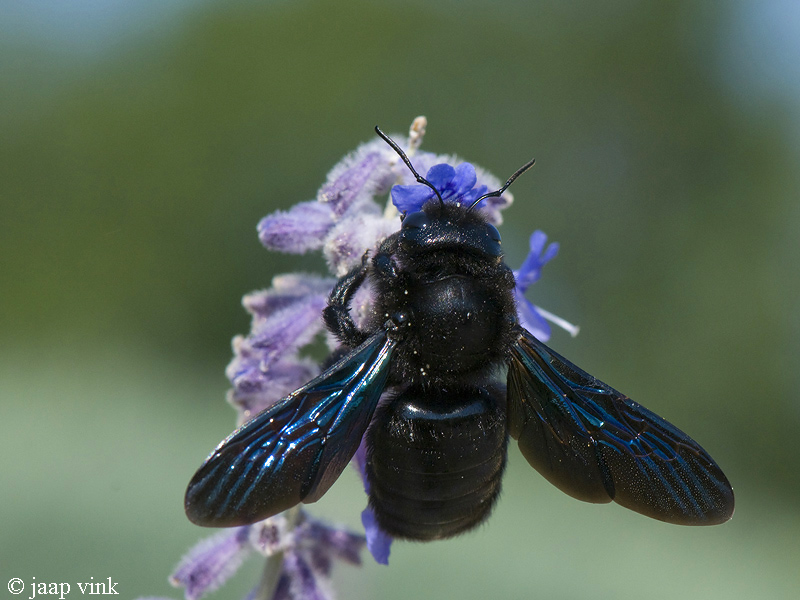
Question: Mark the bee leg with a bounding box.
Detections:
[323,253,371,347]
[373,235,401,279]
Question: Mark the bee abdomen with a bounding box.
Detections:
[365,387,508,540]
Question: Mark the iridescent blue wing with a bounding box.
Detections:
[185,331,395,527]
[507,327,734,525]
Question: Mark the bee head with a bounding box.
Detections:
[399,201,503,258]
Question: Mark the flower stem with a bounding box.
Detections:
[253,506,302,600]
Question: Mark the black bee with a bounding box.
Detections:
[185,127,734,539]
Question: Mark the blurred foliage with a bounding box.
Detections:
[2,0,799,598]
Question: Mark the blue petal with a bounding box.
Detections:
[515,288,552,342]
[353,438,394,565]
[391,184,435,213]
[391,162,485,212]
[425,163,457,196]
[461,184,488,208]
[361,507,392,565]
[540,238,559,263]
[451,163,478,198]
[515,231,559,290]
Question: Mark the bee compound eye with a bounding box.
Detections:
[487,223,501,243]
[402,211,429,230]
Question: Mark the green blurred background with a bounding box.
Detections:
[2,1,799,598]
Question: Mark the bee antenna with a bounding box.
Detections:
[375,126,444,207]
[469,157,536,210]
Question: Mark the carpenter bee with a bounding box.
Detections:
[185,127,734,539]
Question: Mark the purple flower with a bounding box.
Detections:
[354,441,393,564]
[170,527,252,600]
[256,137,403,276]
[257,117,513,277]
[388,152,513,224]
[391,162,490,212]
[360,508,392,566]
[225,274,333,419]
[513,231,579,341]
[168,511,365,600]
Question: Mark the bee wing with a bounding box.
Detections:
[507,327,734,525]
[185,331,395,527]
